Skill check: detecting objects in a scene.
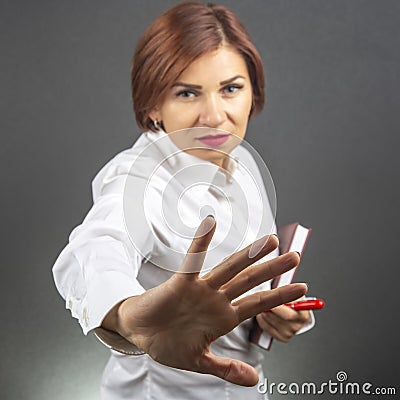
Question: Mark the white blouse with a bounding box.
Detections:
[53,130,311,400]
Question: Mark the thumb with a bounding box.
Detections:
[199,352,259,386]
[179,215,216,275]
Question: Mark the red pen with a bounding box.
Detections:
[264,297,325,312]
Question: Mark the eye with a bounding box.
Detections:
[175,90,197,99]
[222,84,243,95]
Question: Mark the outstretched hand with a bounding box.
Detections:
[104,216,307,386]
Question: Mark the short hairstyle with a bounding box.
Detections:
[131,1,265,132]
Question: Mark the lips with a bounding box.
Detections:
[196,134,230,147]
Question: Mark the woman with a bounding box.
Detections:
[53,2,312,399]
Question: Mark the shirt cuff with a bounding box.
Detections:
[83,271,147,355]
[93,327,145,355]
[82,271,145,334]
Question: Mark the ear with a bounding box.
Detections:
[149,108,161,123]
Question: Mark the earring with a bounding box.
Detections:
[153,120,161,130]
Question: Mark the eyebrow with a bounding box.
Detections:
[220,75,246,85]
[172,75,246,89]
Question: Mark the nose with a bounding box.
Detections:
[197,94,226,128]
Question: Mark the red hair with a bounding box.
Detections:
[131,1,265,132]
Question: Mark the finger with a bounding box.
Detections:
[203,234,279,289]
[233,283,308,323]
[222,252,300,301]
[266,306,311,324]
[256,313,281,337]
[297,310,312,324]
[256,314,292,343]
[178,215,216,276]
[266,304,299,319]
[261,312,300,340]
[260,308,297,329]
[261,307,310,336]
[198,352,259,386]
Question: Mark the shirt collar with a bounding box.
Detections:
[144,130,239,188]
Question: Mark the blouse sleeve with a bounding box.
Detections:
[52,152,154,353]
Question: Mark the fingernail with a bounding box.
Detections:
[196,215,215,237]
[248,235,269,258]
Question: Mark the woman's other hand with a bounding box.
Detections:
[256,305,311,343]
[102,216,307,386]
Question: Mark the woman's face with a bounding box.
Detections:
[150,45,253,167]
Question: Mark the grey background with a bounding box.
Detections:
[1,0,399,399]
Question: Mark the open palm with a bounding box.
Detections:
[112,216,307,386]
